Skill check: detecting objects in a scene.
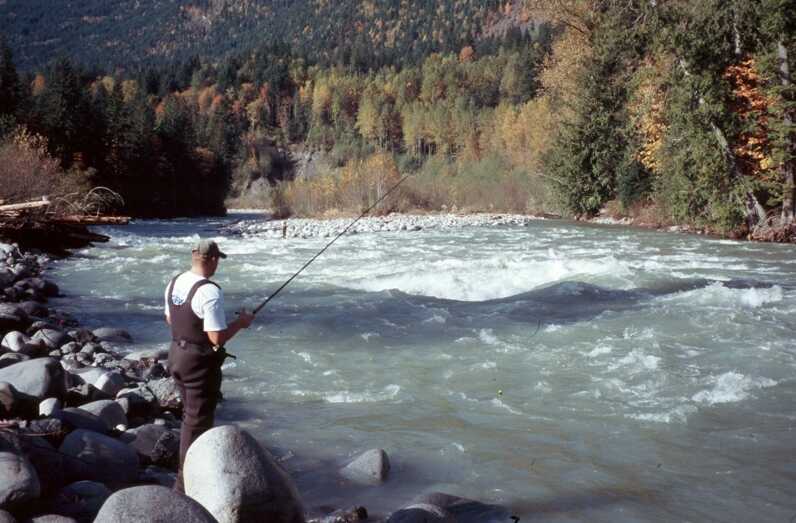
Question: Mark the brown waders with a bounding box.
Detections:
[166,275,224,492]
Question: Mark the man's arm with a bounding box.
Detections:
[206,311,254,347]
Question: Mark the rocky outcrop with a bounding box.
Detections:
[94,486,217,523]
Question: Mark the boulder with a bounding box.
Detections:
[52,408,109,434]
[64,384,112,406]
[66,329,95,345]
[1,332,31,352]
[386,504,454,523]
[0,354,30,369]
[77,400,127,432]
[116,387,158,419]
[121,424,169,458]
[138,466,176,488]
[70,367,125,397]
[0,304,27,332]
[0,449,40,511]
[51,481,112,522]
[0,358,65,399]
[28,277,59,298]
[184,425,305,523]
[124,348,170,362]
[94,485,216,523]
[38,397,61,417]
[142,363,168,381]
[59,342,81,357]
[19,301,48,319]
[146,378,181,410]
[29,515,78,523]
[0,509,15,523]
[410,493,510,523]
[91,328,132,343]
[0,382,38,418]
[31,330,70,351]
[340,449,390,484]
[149,431,179,468]
[59,429,139,484]
[0,268,14,287]
[22,436,65,497]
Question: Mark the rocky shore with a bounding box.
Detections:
[0,241,515,522]
[225,213,544,239]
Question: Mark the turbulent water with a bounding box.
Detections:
[49,214,796,522]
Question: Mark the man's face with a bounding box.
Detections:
[208,256,220,276]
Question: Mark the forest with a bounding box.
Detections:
[0,0,793,237]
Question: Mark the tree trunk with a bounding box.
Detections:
[778,40,795,225]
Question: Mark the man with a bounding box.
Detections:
[164,239,254,491]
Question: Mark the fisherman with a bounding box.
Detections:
[164,239,254,492]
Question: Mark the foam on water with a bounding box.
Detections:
[692,371,778,405]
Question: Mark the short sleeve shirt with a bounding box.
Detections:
[164,271,227,332]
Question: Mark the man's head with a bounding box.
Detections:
[191,239,227,277]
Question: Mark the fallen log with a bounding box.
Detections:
[52,215,130,225]
[0,200,50,212]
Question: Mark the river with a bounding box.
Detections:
[48,214,796,522]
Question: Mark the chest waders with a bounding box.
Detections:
[166,275,225,492]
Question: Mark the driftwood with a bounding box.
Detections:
[0,196,126,255]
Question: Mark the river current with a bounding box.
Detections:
[49,214,796,522]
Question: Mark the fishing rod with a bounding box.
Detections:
[252,172,413,315]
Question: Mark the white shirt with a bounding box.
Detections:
[164,271,227,332]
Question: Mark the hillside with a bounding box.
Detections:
[0,0,524,71]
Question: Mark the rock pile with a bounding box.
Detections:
[226,213,543,239]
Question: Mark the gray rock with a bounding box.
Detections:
[94,485,216,523]
[386,504,455,523]
[52,408,109,435]
[124,348,170,362]
[121,424,169,458]
[92,353,114,367]
[70,367,125,397]
[142,363,168,381]
[0,358,65,399]
[0,509,15,523]
[20,435,65,497]
[1,332,30,352]
[28,277,59,298]
[77,400,127,432]
[146,378,181,410]
[0,449,40,511]
[91,328,132,343]
[149,431,179,468]
[0,382,37,418]
[29,515,78,523]
[31,329,70,350]
[138,466,176,488]
[0,353,30,369]
[66,329,95,344]
[116,386,158,419]
[38,397,61,417]
[64,383,111,405]
[340,449,390,484]
[59,342,81,355]
[184,425,305,523]
[0,269,14,288]
[59,429,139,484]
[52,480,112,521]
[19,301,48,318]
[411,493,511,523]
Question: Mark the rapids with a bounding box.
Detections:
[49,214,796,521]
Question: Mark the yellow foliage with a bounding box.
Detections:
[628,56,670,174]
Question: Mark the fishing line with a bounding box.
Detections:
[252,172,413,315]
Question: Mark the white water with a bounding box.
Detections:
[50,214,796,521]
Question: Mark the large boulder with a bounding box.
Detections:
[1,332,34,353]
[94,485,217,523]
[124,348,169,362]
[0,358,65,399]
[386,504,454,523]
[29,515,78,523]
[340,449,390,484]
[19,301,48,319]
[184,425,305,523]
[0,449,40,512]
[0,304,27,332]
[116,386,158,419]
[52,408,109,434]
[31,329,70,351]
[407,493,510,523]
[146,378,181,410]
[0,382,38,418]
[51,481,112,522]
[27,277,59,298]
[0,354,29,370]
[78,400,127,431]
[58,430,139,484]
[69,367,125,397]
[121,424,171,460]
[20,436,65,497]
[91,328,132,343]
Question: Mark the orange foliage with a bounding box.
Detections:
[31,74,46,96]
[459,45,475,63]
[724,58,775,180]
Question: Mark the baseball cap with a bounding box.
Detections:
[192,239,227,259]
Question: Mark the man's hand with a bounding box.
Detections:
[237,309,255,328]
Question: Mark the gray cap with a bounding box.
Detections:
[192,239,227,259]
